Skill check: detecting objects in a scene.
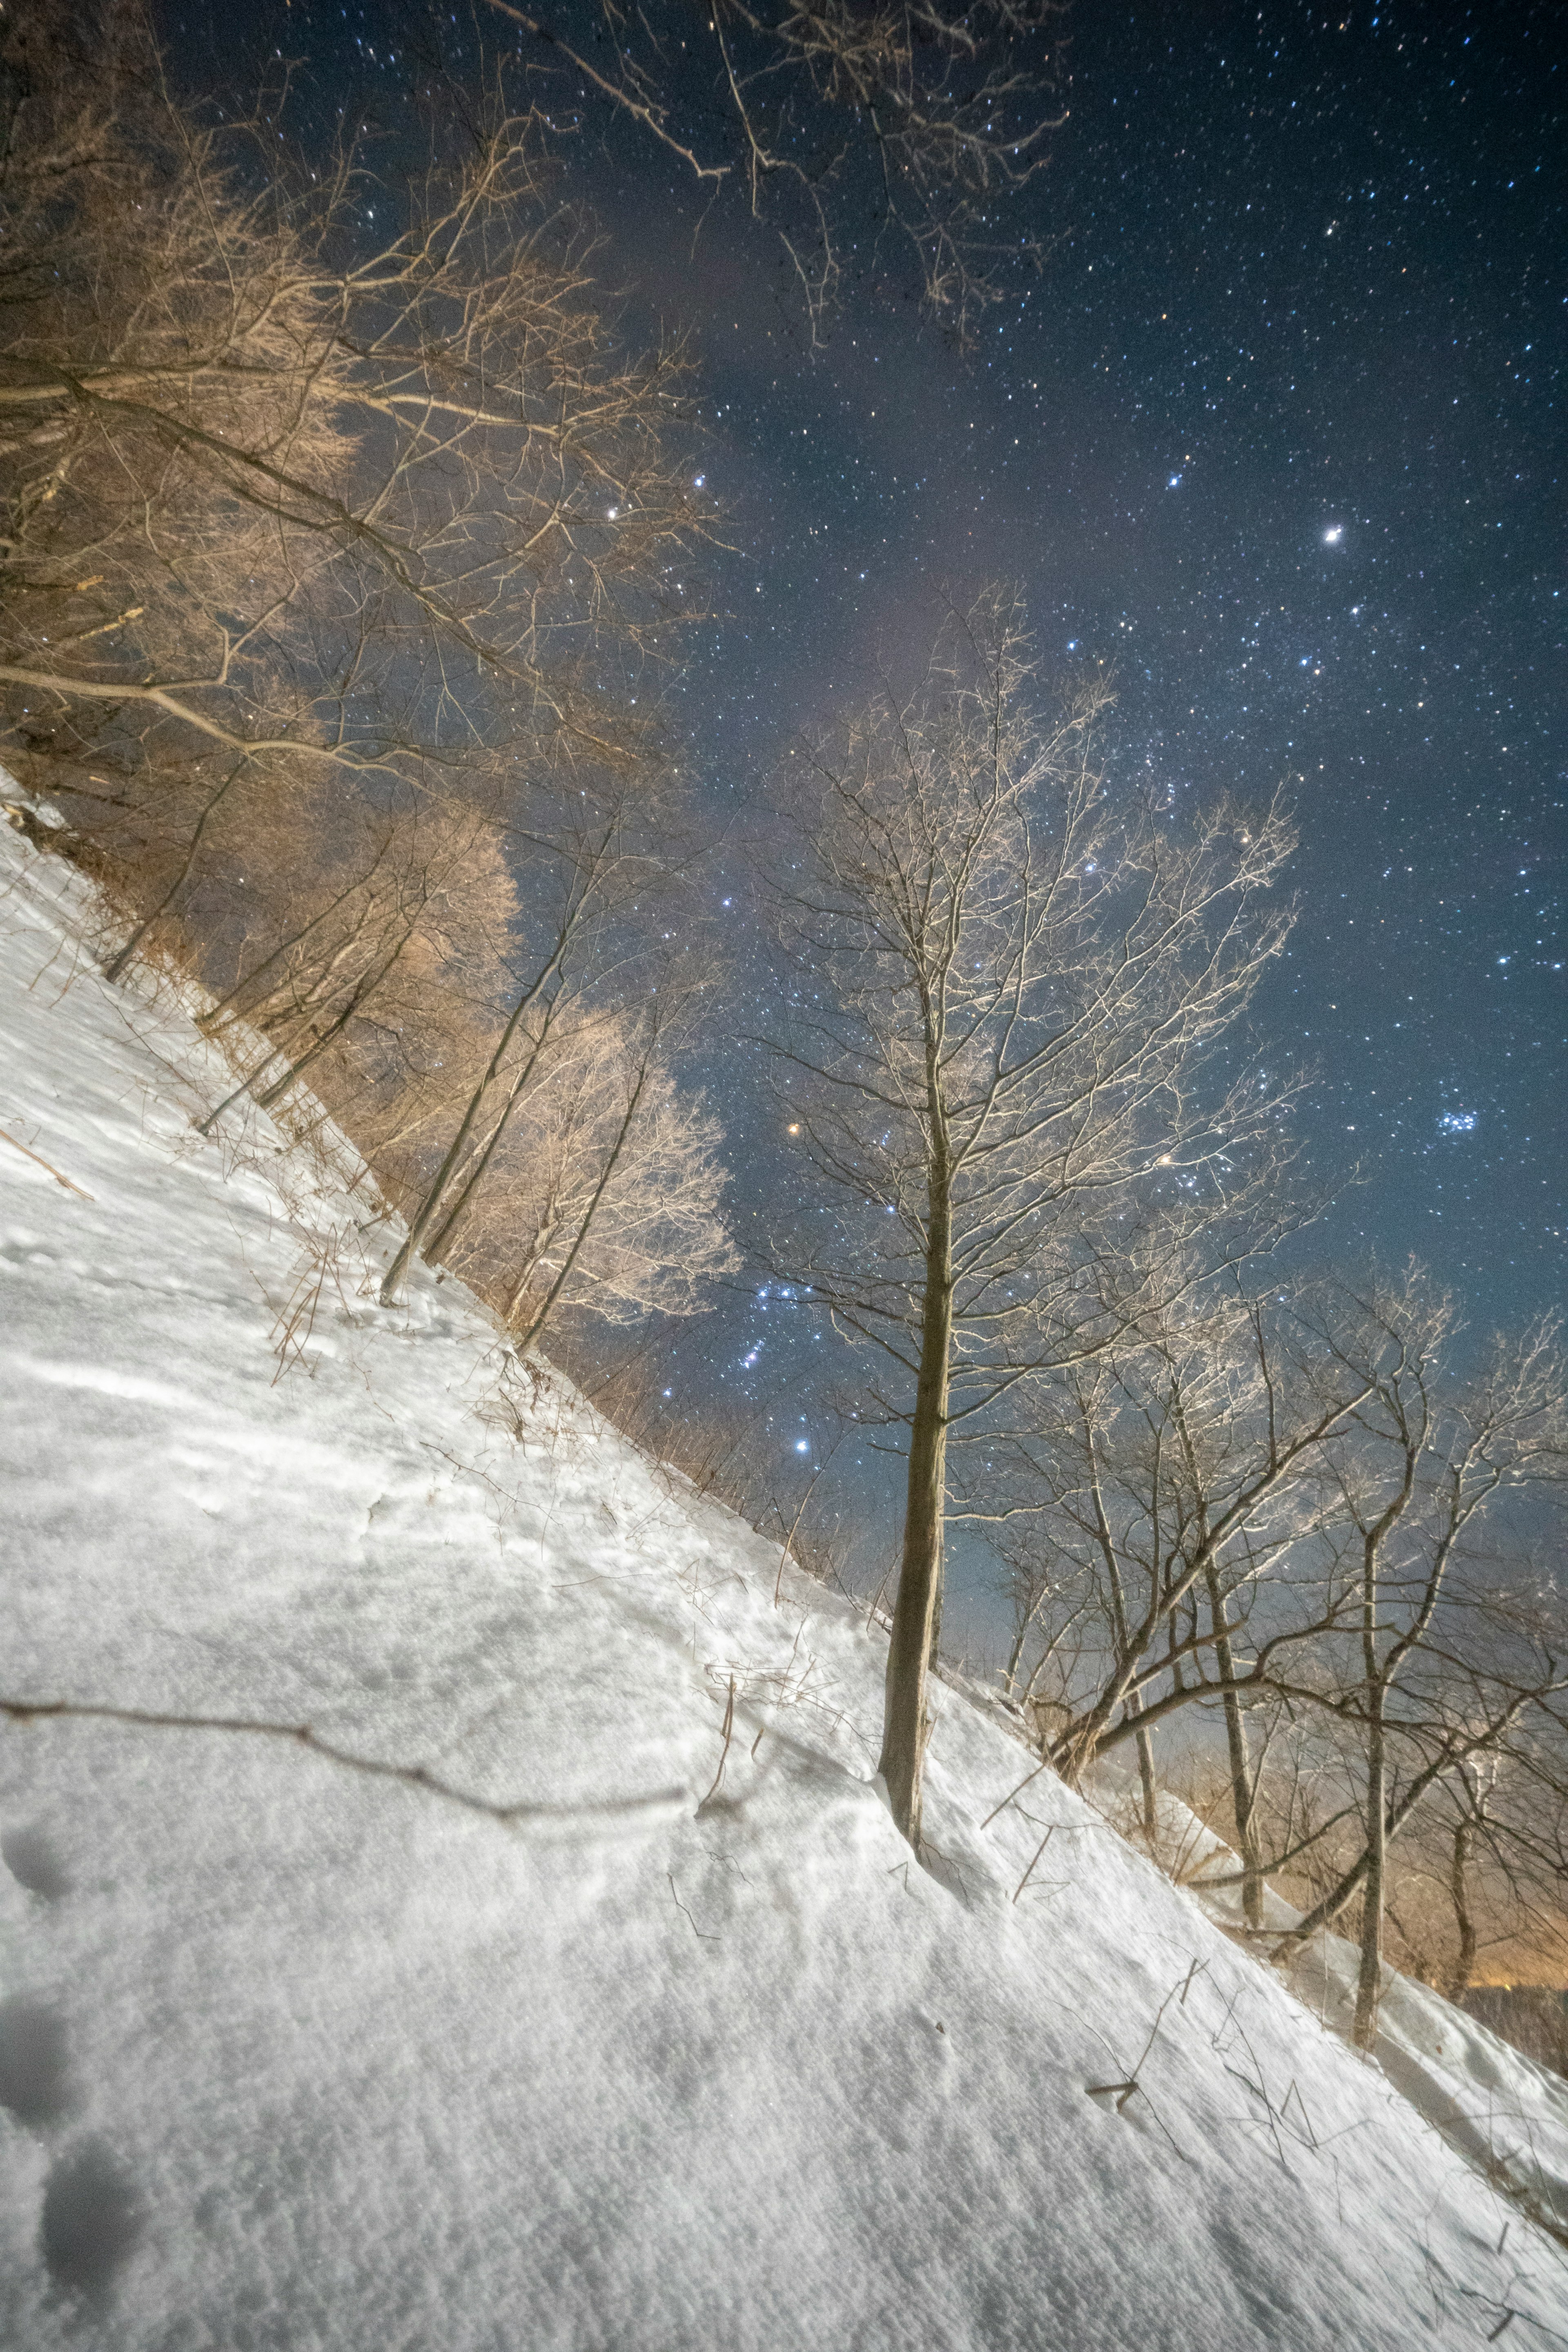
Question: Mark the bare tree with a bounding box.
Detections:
[432,997,739,1349]
[0,2,708,881]
[1421,1745,1568,2002]
[1266,1280,1568,2046]
[191,797,514,1135]
[0,5,736,1349]
[374,774,686,1306]
[478,0,1069,345]
[761,586,1297,1848]
[1001,1274,1568,2004]
[991,1281,1379,1917]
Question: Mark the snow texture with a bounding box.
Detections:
[4,811,1568,2350]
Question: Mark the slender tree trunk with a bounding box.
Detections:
[1003,1583,1049,1699]
[196,865,376,1035]
[253,923,416,1110]
[509,1059,650,1353]
[422,1005,559,1264]
[103,760,243,985]
[1134,1719,1158,1844]
[196,973,336,1135]
[1205,1564,1263,1928]
[1353,1682,1388,2048]
[380,947,570,1306]
[197,901,419,1137]
[1443,1815,1478,2004]
[1097,1492,1156,1843]
[878,1178,953,1850]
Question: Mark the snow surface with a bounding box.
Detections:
[4,814,1568,2350]
[1130,1777,1568,2249]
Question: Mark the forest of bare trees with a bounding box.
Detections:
[751,591,1567,2033]
[2,2,1563,2044]
[991,1269,1568,2039]
[0,0,737,1353]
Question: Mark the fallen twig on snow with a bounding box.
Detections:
[0,1126,92,1199]
[697,1675,737,1812]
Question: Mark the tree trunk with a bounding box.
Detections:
[1098,1493,1156,1844]
[1205,1564,1263,1929]
[253,923,415,1111]
[104,760,242,985]
[380,946,568,1306]
[1002,1614,1031,1699]
[878,1199,953,1850]
[1443,1815,1478,2005]
[195,867,370,1036]
[1135,1722,1158,1844]
[1353,1676,1388,2049]
[509,1061,649,1353]
[423,1009,556,1264]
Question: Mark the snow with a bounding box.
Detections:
[1126,1774,1568,2252]
[4,811,1568,2349]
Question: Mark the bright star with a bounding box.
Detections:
[1323,524,1343,544]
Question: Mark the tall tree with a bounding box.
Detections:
[763,587,1297,1848]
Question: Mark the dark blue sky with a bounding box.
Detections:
[173,0,1565,1623]
[595,1,1568,1518]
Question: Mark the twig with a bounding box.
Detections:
[1128,1983,1181,2087]
[1012,1821,1056,1904]
[1087,2079,1139,2106]
[0,1126,92,1199]
[1088,1981,1187,2123]
[1279,2077,1319,2151]
[0,1694,685,1828]
[981,1756,1050,1830]
[668,1873,719,1941]
[697,1675,737,1812]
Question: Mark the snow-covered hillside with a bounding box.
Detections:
[4,813,1568,2350]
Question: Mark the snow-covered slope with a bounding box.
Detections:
[3,816,1567,2350]
[1121,1774,1568,2251]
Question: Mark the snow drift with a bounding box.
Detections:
[3,812,1568,2350]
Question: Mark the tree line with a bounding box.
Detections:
[1,0,737,1344]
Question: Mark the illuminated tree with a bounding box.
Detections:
[764,586,1296,1848]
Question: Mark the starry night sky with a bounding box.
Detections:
[174,0,1565,1604]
